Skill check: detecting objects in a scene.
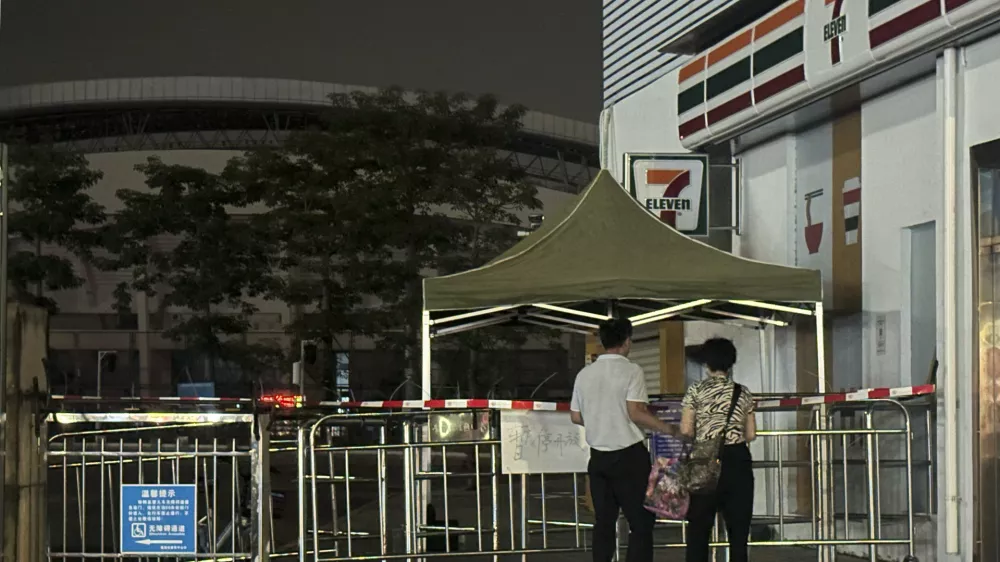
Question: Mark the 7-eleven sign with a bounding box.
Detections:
[623,153,710,236]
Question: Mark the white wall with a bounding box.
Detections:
[860,74,942,390]
[735,133,800,397]
[600,69,686,181]
[739,135,797,266]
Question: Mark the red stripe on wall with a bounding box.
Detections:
[870,0,941,48]
[707,92,752,125]
[843,188,861,205]
[945,0,974,9]
[753,65,806,103]
[704,66,808,126]
[679,116,707,139]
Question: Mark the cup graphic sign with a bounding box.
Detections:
[804,189,824,255]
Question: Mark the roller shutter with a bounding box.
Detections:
[630,327,661,395]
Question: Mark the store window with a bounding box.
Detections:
[973,139,1000,561]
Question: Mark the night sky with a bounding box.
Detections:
[0,0,601,122]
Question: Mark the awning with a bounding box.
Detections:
[423,170,821,312]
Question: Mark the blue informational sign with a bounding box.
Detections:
[649,401,685,460]
[120,484,197,555]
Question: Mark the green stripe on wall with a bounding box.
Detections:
[706,58,751,101]
[753,28,804,75]
[869,0,905,16]
[677,84,705,115]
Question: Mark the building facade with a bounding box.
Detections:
[601,0,1000,560]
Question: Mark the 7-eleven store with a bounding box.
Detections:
[600,0,1000,560]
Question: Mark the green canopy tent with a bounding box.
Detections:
[420,170,825,399]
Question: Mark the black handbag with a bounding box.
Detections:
[677,383,742,494]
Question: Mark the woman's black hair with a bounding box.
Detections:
[700,338,737,374]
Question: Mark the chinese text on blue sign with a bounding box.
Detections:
[120,484,197,555]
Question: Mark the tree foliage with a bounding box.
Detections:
[105,157,280,382]
[7,144,105,311]
[229,88,543,396]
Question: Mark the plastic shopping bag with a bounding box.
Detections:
[643,456,690,520]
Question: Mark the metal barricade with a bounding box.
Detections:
[286,409,532,561]
[285,400,931,562]
[823,399,932,562]
[37,397,931,562]
[46,411,271,561]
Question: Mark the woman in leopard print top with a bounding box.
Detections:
[679,338,756,562]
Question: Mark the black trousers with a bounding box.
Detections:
[588,442,655,562]
[685,443,754,562]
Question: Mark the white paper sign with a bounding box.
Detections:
[500,410,589,474]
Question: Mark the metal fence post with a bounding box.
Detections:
[252,413,272,562]
[297,424,308,562]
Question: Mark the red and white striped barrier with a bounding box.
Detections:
[51,384,935,411]
[320,384,936,411]
[753,384,935,409]
[51,395,252,403]
[320,399,572,411]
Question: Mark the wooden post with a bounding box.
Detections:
[3,303,49,561]
[658,322,686,394]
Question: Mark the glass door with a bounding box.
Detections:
[973,141,1000,562]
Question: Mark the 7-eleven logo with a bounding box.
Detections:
[644,169,692,228]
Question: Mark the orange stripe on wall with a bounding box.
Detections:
[679,56,706,84]
[708,30,752,67]
[646,169,684,185]
[755,0,805,40]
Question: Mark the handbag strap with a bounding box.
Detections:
[715,383,743,458]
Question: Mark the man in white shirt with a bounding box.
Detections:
[570,317,678,562]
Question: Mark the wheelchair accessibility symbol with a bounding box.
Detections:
[130,523,147,539]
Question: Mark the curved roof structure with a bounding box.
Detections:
[0,78,597,146]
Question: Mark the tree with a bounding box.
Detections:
[225,122,403,394]
[7,144,105,311]
[105,157,279,389]
[229,87,542,398]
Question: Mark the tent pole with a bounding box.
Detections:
[419,309,432,553]
[758,326,776,518]
[421,310,432,399]
[814,301,832,562]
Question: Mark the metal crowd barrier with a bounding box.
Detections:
[37,397,933,562]
[46,411,271,561]
[282,398,933,562]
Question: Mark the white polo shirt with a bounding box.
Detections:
[569,354,648,451]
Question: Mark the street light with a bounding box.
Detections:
[97,350,117,397]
